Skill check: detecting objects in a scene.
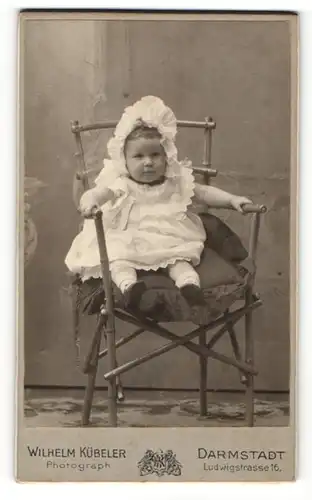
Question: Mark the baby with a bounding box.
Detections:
[65,96,251,313]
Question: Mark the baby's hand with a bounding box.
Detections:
[230,196,253,214]
[79,190,100,218]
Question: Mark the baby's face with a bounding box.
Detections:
[124,137,167,184]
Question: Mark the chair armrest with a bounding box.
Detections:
[216,203,267,214]
[191,166,218,177]
[241,203,267,214]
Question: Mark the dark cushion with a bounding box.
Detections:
[200,212,248,263]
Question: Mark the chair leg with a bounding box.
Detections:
[82,330,102,426]
[227,322,247,385]
[244,287,254,427]
[199,330,207,416]
[101,332,125,403]
[106,323,118,427]
[116,375,125,402]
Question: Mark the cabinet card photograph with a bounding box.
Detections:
[17,10,298,482]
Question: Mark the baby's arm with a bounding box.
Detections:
[194,183,252,213]
[79,185,115,217]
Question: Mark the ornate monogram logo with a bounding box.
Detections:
[137,449,182,477]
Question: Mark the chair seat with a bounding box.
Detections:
[75,245,249,325]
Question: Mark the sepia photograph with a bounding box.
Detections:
[18,11,298,482]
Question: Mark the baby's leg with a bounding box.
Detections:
[110,261,137,293]
[110,261,146,311]
[168,260,206,309]
[167,260,200,289]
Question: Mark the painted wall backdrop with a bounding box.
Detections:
[24,19,290,390]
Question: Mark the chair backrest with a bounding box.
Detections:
[70,117,217,209]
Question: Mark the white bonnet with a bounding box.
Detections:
[106,96,185,178]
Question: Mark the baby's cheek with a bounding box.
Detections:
[134,165,144,177]
[158,159,166,170]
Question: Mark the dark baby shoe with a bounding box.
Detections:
[180,284,211,325]
[123,280,147,312]
[180,284,207,307]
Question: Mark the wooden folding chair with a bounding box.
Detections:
[69,116,267,428]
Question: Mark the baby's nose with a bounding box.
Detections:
[143,157,153,166]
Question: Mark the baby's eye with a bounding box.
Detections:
[152,152,160,157]
[134,154,143,159]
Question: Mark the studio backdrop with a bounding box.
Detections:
[24,19,290,391]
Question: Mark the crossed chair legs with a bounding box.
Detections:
[81,286,261,428]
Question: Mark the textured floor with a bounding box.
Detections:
[24,391,289,427]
